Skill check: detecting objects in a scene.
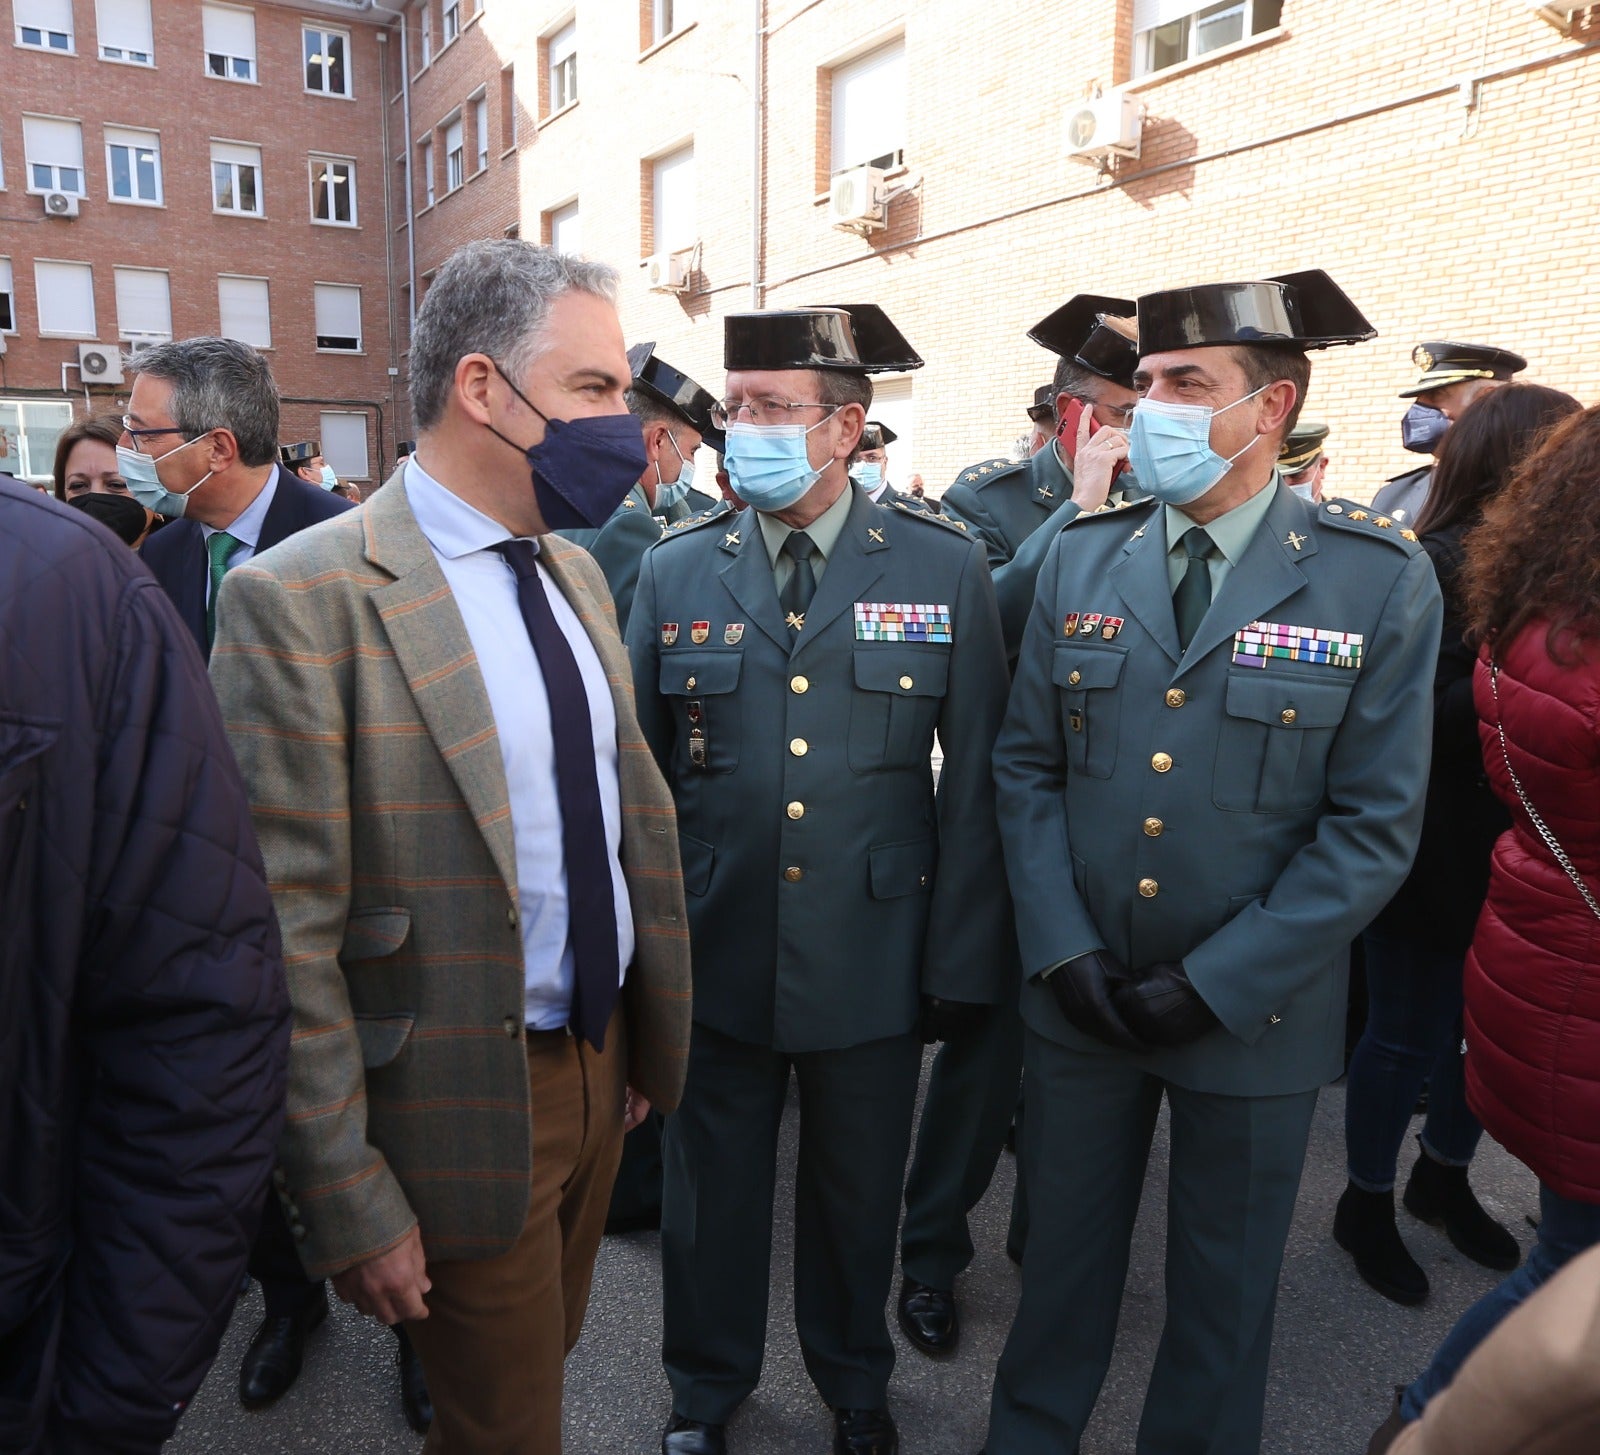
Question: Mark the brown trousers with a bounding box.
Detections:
[405,1011,625,1453]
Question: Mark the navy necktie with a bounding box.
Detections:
[493,539,619,1052]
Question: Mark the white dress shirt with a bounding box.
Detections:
[201,465,281,603]
[405,458,635,1029]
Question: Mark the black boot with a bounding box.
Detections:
[1403,1147,1521,1271]
[238,1285,329,1408]
[1333,1181,1428,1305]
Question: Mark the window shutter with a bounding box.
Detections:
[114,267,171,338]
[652,146,695,252]
[16,0,74,33]
[95,0,153,54]
[320,412,370,479]
[218,275,271,347]
[202,3,256,57]
[314,284,362,345]
[830,39,905,173]
[34,260,96,336]
[23,116,84,170]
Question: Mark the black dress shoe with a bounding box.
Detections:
[897,1276,959,1355]
[833,1407,898,1455]
[1403,1148,1521,1271]
[394,1326,432,1434]
[238,1286,329,1408]
[662,1413,726,1454]
[1333,1181,1428,1305]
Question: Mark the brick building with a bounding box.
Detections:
[6,1,1599,497]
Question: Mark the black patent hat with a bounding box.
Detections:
[280,440,319,465]
[1135,269,1376,354]
[860,420,898,450]
[1027,384,1058,424]
[725,305,923,373]
[1399,340,1527,398]
[1028,294,1139,388]
[627,341,719,436]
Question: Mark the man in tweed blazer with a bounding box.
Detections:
[209,241,692,1453]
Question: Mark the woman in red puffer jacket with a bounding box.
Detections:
[1370,402,1600,1452]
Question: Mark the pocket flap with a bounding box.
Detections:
[852,648,950,697]
[869,838,937,899]
[1052,645,1127,690]
[659,650,743,696]
[678,831,714,897]
[353,1011,415,1068]
[339,907,412,962]
[1225,672,1353,729]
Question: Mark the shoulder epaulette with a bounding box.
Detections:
[1319,499,1422,549]
[890,500,971,534]
[660,500,733,537]
[950,457,1020,488]
[1062,496,1160,528]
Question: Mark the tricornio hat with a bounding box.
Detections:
[724,304,923,374]
[280,440,319,466]
[860,421,898,450]
[1135,269,1376,355]
[1028,294,1139,389]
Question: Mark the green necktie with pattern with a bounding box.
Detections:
[206,530,241,648]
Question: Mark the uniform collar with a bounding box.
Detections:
[757,477,857,566]
[1164,473,1278,566]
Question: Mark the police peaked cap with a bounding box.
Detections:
[724,305,923,373]
[1135,269,1377,354]
[1029,294,1140,388]
[1399,340,1528,398]
[1277,420,1330,474]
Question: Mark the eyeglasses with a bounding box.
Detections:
[710,398,834,428]
[121,417,189,450]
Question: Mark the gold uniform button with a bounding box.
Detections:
[1138,878,1159,898]
[1151,752,1173,773]
[786,801,805,820]
[1165,688,1186,708]
[1143,817,1164,837]
[503,1016,520,1037]
[686,675,697,690]
[784,866,804,882]
[1280,708,1297,725]
[899,675,914,690]
[790,674,809,694]
[1068,670,1082,686]
[789,737,808,757]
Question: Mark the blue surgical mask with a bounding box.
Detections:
[1401,402,1449,455]
[849,462,883,492]
[319,465,339,490]
[116,434,214,519]
[1126,386,1269,506]
[654,435,694,511]
[723,417,834,513]
[1289,482,1316,503]
[486,361,649,529]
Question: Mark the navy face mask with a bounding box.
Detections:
[1401,403,1450,455]
[486,361,648,529]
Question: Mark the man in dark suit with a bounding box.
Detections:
[118,339,430,1428]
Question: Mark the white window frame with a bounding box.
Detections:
[444,114,464,192]
[34,259,97,339]
[653,0,690,44]
[1132,0,1277,77]
[313,282,363,353]
[211,139,263,216]
[0,259,16,334]
[23,115,86,197]
[419,137,434,207]
[104,125,163,206]
[474,95,489,172]
[304,24,352,97]
[319,411,370,480]
[113,265,171,342]
[650,143,696,255]
[15,0,74,53]
[418,2,432,68]
[203,3,257,83]
[96,0,154,65]
[442,0,460,46]
[309,154,357,226]
[830,36,906,175]
[548,198,580,254]
[0,399,76,482]
[217,274,271,348]
[546,20,577,113]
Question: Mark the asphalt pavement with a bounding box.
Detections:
[166,1063,1539,1454]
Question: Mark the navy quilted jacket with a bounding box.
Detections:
[0,481,289,1453]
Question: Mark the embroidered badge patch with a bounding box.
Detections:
[854,602,953,643]
[661,622,679,646]
[1233,620,1364,670]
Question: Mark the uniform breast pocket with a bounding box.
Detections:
[847,647,951,772]
[659,649,743,773]
[1052,644,1127,779]
[1213,671,1355,813]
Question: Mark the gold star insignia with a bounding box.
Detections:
[1374,516,1393,529]
[1401,528,1419,542]
[978,465,993,475]
[868,527,885,543]
[621,497,637,509]
[964,471,978,482]
[785,611,805,629]
[1349,509,1369,522]
[723,530,741,546]
[1285,530,1306,552]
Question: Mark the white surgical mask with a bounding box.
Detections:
[116,433,214,519]
[1126,386,1269,506]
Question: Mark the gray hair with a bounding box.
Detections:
[626,388,679,430]
[124,337,280,466]
[1050,355,1106,404]
[409,240,619,429]
[815,370,873,465]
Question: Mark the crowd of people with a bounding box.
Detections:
[3,238,1599,1455]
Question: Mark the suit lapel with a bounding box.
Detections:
[792,489,887,658]
[364,475,519,895]
[257,465,303,552]
[1108,515,1181,665]
[717,507,789,652]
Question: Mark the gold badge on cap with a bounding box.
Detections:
[1413,344,1435,372]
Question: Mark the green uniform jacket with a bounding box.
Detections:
[939,448,1073,568]
[996,486,1443,1095]
[628,487,1014,1053]
[556,483,667,632]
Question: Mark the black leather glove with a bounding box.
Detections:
[920,995,988,1045]
[1041,951,1146,1052]
[1110,960,1220,1047]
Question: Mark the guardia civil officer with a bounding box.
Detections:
[985,269,1443,1455]
[850,420,927,509]
[1024,386,1057,457]
[1277,420,1330,502]
[628,305,1012,1455]
[280,438,336,490]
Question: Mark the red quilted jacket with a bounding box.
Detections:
[1464,621,1600,1202]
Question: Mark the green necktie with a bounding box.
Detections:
[206,530,241,647]
[780,530,817,631]
[1172,525,1217,651]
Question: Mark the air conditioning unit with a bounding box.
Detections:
[1064,90,1143,163]
[643,249,692,294]
[828,165,888,233]
[1533,2,1593,28]
[78,343,125,385]
[42,190,80,218]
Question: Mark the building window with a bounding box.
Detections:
[310,155,357,225]
[545,20,577,114]
[113,266,171,342]
[547,199,580,253]
[105,126,162,205]
[15,0,74,51]
[96,0,153,64]
[203,4,257,82]
[23,115,85,197]
[1132,0,1282,76]
[418,138,434,207]
[211,140,263,216]
[34,260,96,338]
[474,96,489,172]
[0,259,15,333]
[320,411,370,480]
[444,116,464,192]
[442,0,460,45]
[500,65,517,149]
[652,0,691,45]
[649,144,695,254]
[314,283,362,352]
[304,25,351,96]
[418,2,432,68]
[0,400,75,481]
[830,38,906,174]
[218,274,271,347]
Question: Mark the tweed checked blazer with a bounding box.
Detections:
[209,468,692,1278]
